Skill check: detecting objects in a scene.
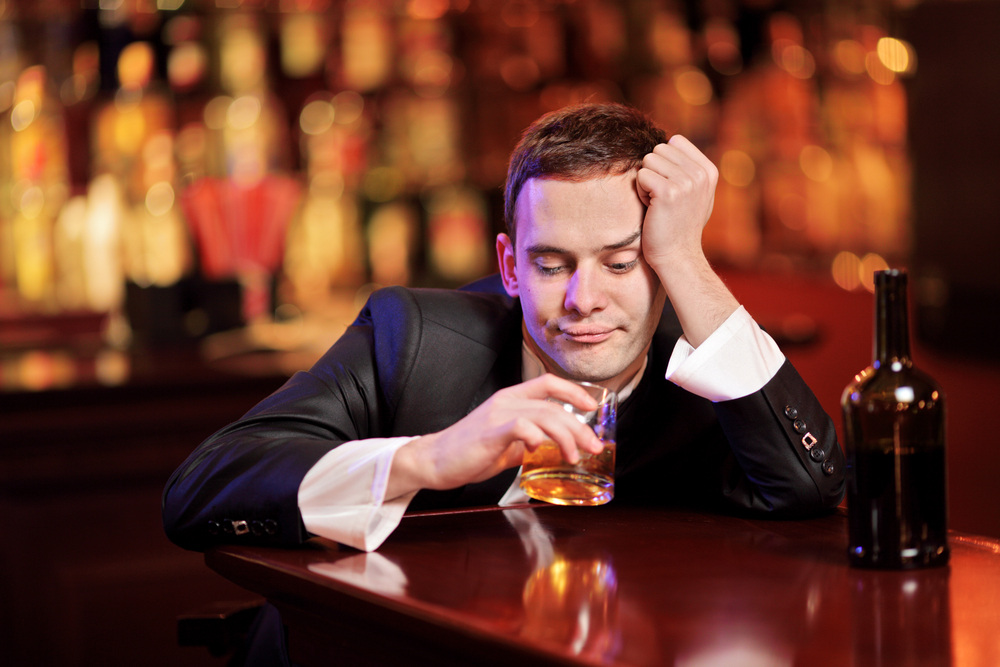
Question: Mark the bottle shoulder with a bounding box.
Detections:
[842,362,945,407]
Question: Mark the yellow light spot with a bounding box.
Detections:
[832,252,862,291]
[799,145,833,182]
[720,150,755,187]
[859,254,889,293]
[877,37,911,73]
[118,42,155,91]
[227,95,261,130]
[674,67,713,106]
[145,182,175,217]
[11,100,35,131]
[300,100,335,135]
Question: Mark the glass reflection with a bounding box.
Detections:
[521,554,620,658]
[503,508,622,660]
[850,567,952,666]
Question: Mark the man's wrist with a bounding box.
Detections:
[386,433,439,500]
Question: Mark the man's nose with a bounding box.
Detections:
[564,268,607,316]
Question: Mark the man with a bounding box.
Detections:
[163,103,844,556]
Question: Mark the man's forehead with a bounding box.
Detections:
[515,174,644,249]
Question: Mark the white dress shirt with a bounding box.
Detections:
[297,305,784,551]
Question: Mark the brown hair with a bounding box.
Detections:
[503,103,667,246]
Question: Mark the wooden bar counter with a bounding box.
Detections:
[207,504,1000,666]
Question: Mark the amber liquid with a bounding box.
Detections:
[520,439,615,506]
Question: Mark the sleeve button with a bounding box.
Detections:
[793,419,808,434]
[809,447,826,462]
[263,519,278,536]
[784,406,799,420]
[251,520,264,537]
[822,460,836,475]
[207,521,220,535]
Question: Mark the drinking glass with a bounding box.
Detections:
[519,382,617,506]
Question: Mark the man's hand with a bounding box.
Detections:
[386,374,604,500]
[636,135,719,269]
[636,135,739,347]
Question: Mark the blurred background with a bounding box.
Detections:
[1,0,998,664]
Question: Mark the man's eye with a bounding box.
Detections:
[608,259,639,274]
[537,265,563,276]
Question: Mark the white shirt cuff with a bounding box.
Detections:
[664,306,785,402]
[298,436,420,552]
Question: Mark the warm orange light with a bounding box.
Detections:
[407,0,449,20]
[779,44,816,79]
[800,145,833,182]
[674,67,713,106]
[834,40,866,75]
[865,52,895,85]
[118,42,154,91]
[720,150,755,187]
[500,55,540,91]
[859,254,889,293]
[832,252,862,291]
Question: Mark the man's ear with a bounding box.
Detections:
[496,233,519,298]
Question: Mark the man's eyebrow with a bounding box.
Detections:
[602,229,642,251]
[525,243,569,255]
[525,230,642,256]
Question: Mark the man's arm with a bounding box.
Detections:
[639,136,844,513]
[162,287,604,552]
[637,135,737,348]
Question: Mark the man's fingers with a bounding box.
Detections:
[514,374,599,413]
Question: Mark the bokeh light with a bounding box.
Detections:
[674,67,713,106]
[720,150,755,187]
[859,254,890,292]
[832,251,862,291]
[799,145,833,182]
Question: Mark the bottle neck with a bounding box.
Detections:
[874,270,911,365]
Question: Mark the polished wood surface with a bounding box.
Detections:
[206,504,1000,666]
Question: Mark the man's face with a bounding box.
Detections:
[497,172,666,392]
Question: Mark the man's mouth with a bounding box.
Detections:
[559,327,615,344]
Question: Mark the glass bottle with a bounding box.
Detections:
[842,269,948,568]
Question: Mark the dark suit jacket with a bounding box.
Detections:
[163,276,845,551]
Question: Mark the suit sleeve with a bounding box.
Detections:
[162,303,390,551]
[663,307,845,515]
[713,359,845,516]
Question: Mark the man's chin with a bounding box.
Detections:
[551,356,628,385]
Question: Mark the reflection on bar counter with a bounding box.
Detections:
[0,0,919,390]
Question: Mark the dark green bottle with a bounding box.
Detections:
[841,269,949,568]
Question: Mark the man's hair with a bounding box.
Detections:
[503,103,668,246]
